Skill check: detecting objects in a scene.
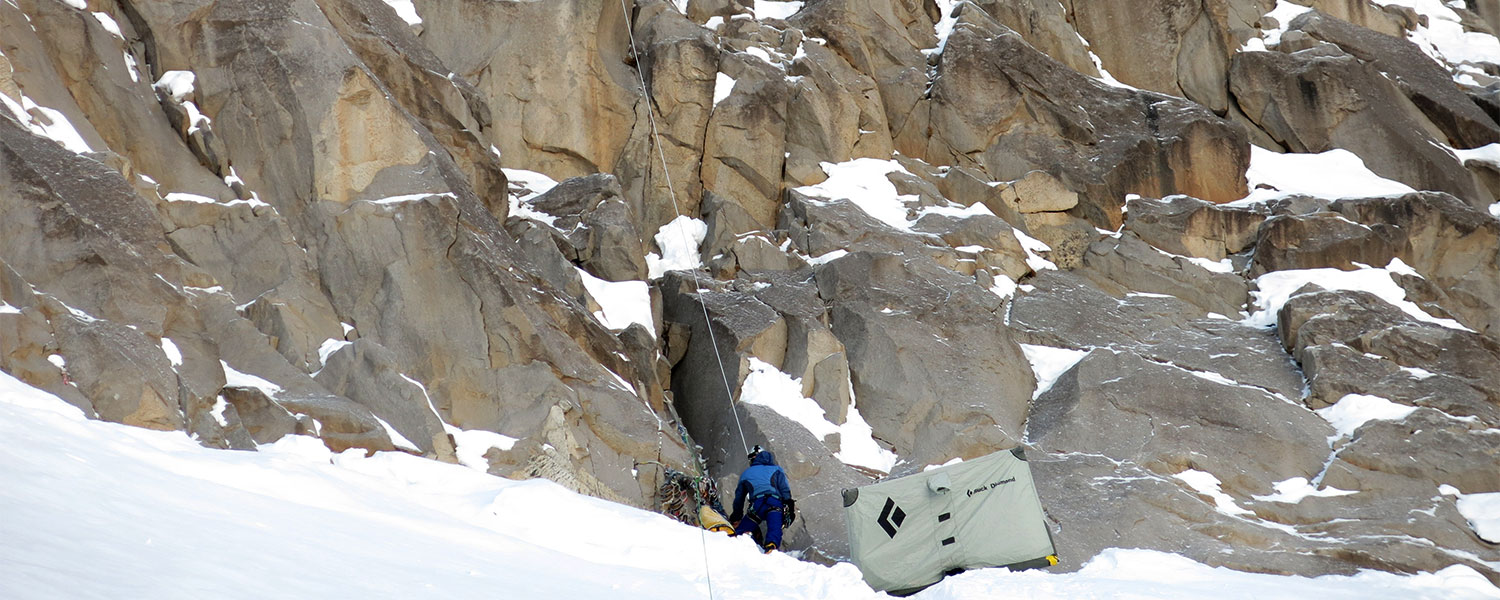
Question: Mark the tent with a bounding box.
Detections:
[842,447,1057,595]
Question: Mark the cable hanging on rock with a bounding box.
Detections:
[616,1,756,598]
[616,0,750,455]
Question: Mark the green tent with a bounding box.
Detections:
[842,447,1057,594]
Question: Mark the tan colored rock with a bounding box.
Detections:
[45,300,183,432]
[317,0,509,211]
[1002,170,1079,214]
[1066,0,1257,114]
[700,50,791,231]
[0,49,21,102]
[1230,48,1491,205]
[1333,192,1500,337]
[0,262,94,415]
[14,0,234,201]
[791,0,936,156]
[1286,0,1411,38]
[963,0,1098,77]
[1019,211,1098,270]
[315,69,434,204]
[418,0,643,181]
[315,339,459,462]
[784,39,895,186]
[1125,194,1266,260]
[1289,11,1500,149]
[936,166,1028,231]
[628,2,719,230]
[159,200,342,371]
[926,13,1249,230]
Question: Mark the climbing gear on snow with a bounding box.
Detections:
[656,465,727,529]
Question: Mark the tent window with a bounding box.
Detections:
[941,537,956,546]
[938,513,951,522]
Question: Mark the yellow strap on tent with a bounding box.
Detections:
[699,505,735,534]
[1046,555,1059,566]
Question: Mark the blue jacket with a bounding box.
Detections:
[733,451,791,517]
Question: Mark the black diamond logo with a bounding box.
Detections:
[877,498,907,538]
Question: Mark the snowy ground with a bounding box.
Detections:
[3,373,1498,599]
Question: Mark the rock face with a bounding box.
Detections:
[923,10,1251,229]
[1229,25,1493,206]
[2,0,1499,585]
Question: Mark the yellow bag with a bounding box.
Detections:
[699,505,735,534]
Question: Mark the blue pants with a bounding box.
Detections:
[733,495,784,549]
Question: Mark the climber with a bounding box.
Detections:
[729,444,796,552]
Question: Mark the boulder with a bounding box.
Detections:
[910,211,1032,281]
[1278,288,1500,425]
[1125,195,1266,260]
[627,2,719,229]
[1286,0,1414,38]
[935,165,1030,231]
[1001,170,1079,214]
[1010,270,1210,349]
[159,200,343,371]
[316,0,510,214]
[784,39,895,186]
[1068,0,1250,114]
[1017,211,1098,270]
[218,386,301,445]
[1028,349,1332,509]
[0,262,94,415]
[1081,233,1249,318]
[963,0,1099,77]
[274,392,398,454]
[779,189,934,258]
[12,0,235,202]
[790,0,936,155]
[1249,212,1401,276]
[47,305,183,432]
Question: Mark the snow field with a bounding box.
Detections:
[1254,477,1357,503]
[2,372,1498,599]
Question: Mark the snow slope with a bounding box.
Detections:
[2,372,1497,600]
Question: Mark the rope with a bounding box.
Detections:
[616,2,758,598]
[616,0,749,455]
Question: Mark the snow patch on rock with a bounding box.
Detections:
[646,215,708,278]
[576,268,655,338]
[1316,394,1418,439]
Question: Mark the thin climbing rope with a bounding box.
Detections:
[616,0,749,455]
[616,2,757,598]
